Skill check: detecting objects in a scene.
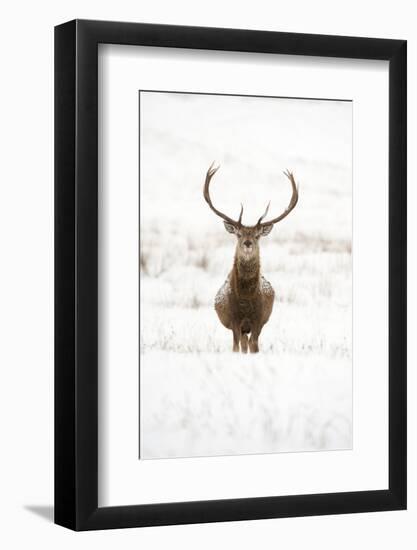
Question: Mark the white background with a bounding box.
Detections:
[99,48,386,504]
[0,1,415,549]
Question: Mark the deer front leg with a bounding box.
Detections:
[249,327,261,353]
[240,333,249,354]
[232,328,240,352]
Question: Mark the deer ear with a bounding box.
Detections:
[260,224,273,236]
[223,222,237,234]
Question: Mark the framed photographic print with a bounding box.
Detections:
[55,20,406,530]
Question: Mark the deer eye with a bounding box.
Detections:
[237,233,242,238]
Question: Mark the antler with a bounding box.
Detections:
[257,169,299,227]
[203,163,243,227]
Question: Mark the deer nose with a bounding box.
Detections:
[243,240,252,248]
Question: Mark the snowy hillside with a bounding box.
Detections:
[139,91,352,459]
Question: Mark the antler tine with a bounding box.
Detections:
[203,163,243,227]
[257,170,299,227]
[256,201,270,225]
[238,203,244,225]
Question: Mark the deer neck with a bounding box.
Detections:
[233,250,261,295]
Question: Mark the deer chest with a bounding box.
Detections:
[236,297,257,315]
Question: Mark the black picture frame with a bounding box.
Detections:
[55,19,407,531]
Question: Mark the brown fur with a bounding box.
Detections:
[214,228,275,353]
[204,164,298,353]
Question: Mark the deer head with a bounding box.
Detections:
[203,163,299,260]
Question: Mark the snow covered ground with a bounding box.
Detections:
[139,91,352,459]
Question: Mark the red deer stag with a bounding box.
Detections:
[204,164,299,353]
